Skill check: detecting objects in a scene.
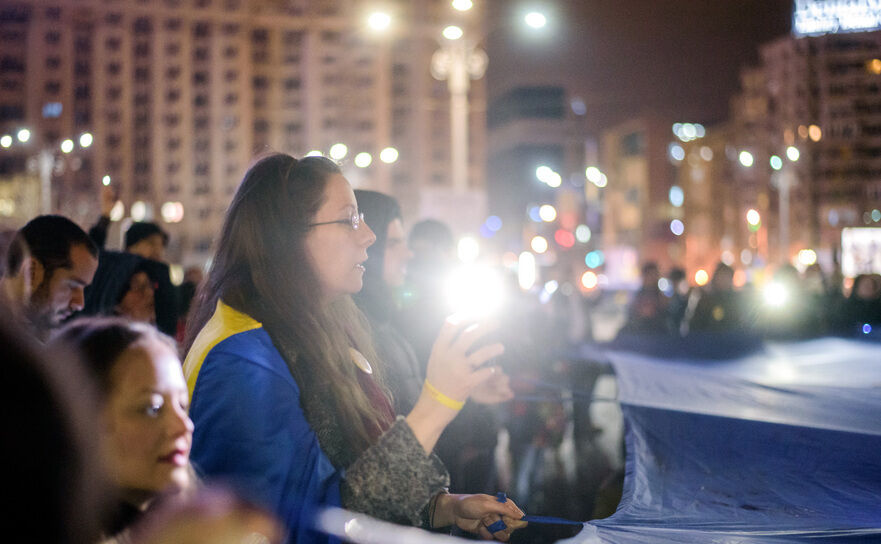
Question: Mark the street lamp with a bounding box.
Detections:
[430,8,547,193]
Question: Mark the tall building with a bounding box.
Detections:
[599,115,683,283]
[0,0,487,263]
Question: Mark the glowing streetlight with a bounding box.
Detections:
[442,25,463,40]
[739,150,754,167]
[354,152,372,168]
[379,147,399,163]
[524,11,547,29]
[0,135,11,148]
[16,128,30,143]
[79,132,93,148]
[746,209,761,232]
[786,146,800,162]
[60,139,74,154]
[367,11,391,31]
[329,143,348,160]
[102,175,111,186]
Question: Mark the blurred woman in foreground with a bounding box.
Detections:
[54,318,195,541]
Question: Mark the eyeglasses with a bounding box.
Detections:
[309,212,365,231]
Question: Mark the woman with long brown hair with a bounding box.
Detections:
[183,154,524,543]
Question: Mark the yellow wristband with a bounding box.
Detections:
[423,380,465,411]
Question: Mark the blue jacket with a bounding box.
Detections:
[184,300,341,543]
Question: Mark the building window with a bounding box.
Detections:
[45,31,61,45]
[193,22,210,38]
[44,81,61,94]
[165,18,182,31]
[105,36,121,50]
[46,56,61,69]
[45,7,62,20]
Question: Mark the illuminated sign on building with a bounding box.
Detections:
[793,0,881,36]
[841,228,881,277]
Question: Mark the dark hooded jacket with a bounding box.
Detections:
[81,250,179,336]
[352,191,423,415]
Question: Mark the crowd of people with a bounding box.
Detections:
[0,154,529,544]
[3,151,880,544]
[619,260,881,341]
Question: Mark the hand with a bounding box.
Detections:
[434,493,527,541]
[100,185,117,216]
[469,371,513,404]
[423,316,506,406]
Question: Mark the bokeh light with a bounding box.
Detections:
[79,132,93,148]
[694,269,709,286]
[531,236,548,254]
[669,143,685,162]
[518,252,536,290]
[485,215,502,232]
[329,143,348,160]
[445,265,503,318]
[581,271,598,290]
[0,135,11,148]
[554,229,575,248]
[575,224,591,243]
[524,11,547,29]
[443,25,463,40]
[16,128,30,143]
[770,155,783,170]
[367,11,391,31]
[746,209,761,228]
[763,282,788,307]
[808,124,822,142]
[379,147,399,163]
[539,204,557,222]
[798,248,817,266]
[585,250,604,269]
[669,186,684,207]
[60,139,74,153]
[670,219,684,236]
[354,152,372,168]
[786,146,800,161]
[739,151,754,167]
[131,201,147,222]
[700,146,714,161]
[102,175,111,186]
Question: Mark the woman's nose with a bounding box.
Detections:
[360,221,377,247]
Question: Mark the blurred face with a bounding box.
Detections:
[29,244,98,331]
[129,234,165,262]
[103,338,193,498]
[116,271,156,323]
[383,218,412,288]
[304,174,376,299]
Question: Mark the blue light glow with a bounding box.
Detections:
[669,186,684,207]
[485,215,503,232]
[528,206,542,222]
[585,250,604,269]
[864,323,873,335]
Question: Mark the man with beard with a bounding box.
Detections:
[1,215,98,342]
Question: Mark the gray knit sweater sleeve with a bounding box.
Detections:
[341,416,450,526]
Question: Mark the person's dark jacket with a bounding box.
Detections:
[352,191,423,414]
[81,250,179,336]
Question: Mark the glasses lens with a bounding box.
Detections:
[353,212,363,230]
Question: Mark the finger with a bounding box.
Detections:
[453,320,500,354]
[477,526,494,540]
[465,343,505,368]
[434,315,478,350]
[469,365,504,390]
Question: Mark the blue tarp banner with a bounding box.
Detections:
[566,338,881,543]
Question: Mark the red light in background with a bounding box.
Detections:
[554,229,575,248]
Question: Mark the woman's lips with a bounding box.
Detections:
[158,449,188,467]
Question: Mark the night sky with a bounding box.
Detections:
[485,0,795,132]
